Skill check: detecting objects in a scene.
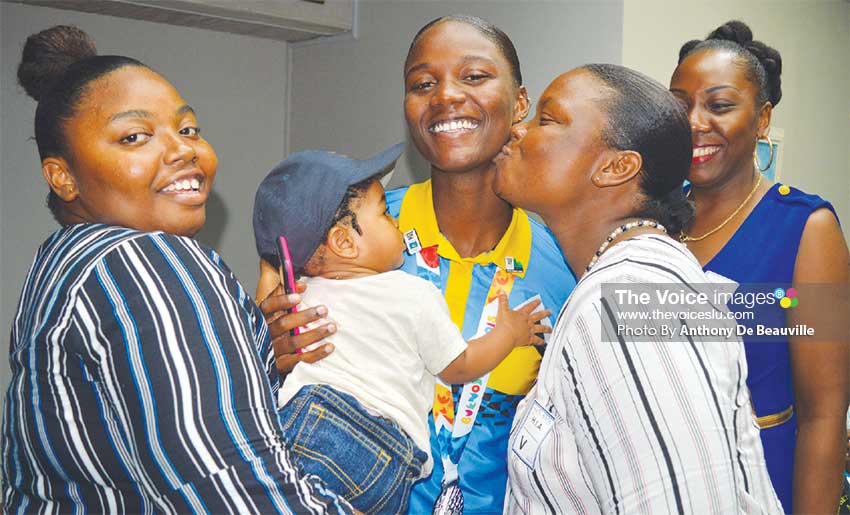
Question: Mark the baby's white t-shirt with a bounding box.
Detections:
[277,270,468,475]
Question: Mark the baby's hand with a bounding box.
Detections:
[495,292,552,347]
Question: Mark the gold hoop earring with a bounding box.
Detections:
[753,133,774,172]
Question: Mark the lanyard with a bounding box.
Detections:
[433,270,515,454]
[413,246,516,514]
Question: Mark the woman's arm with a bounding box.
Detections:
[788,208,850,514]
[85,234,352,513]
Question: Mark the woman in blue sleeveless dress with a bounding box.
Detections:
[670,21,849,513]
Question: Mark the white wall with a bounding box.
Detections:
[288,0,625,188]
[1,2,290,402]
[622,0,850,241]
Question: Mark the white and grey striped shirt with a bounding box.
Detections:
[505,235,780,514]
[2,224,351,514]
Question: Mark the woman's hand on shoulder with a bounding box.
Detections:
[259,283,336,374]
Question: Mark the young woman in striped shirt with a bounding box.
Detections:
[493,65,781,514]
[2,25,352,514]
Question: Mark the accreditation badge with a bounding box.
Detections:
[512,399,555,469]
[403,228,422,254]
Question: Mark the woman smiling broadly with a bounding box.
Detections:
[391,16,576,514]
[495,65,780,513]
[2,26,351,514]
[261,15,576,514]
[248,16,575,514]
[670,21,849,513]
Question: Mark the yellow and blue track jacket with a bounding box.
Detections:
[386,181,576,513]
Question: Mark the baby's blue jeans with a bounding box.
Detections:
[279,384,427,514]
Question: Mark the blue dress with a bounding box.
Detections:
[703,183,837,513]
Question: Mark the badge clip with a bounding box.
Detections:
[404,229,422,254]
[505,256,523,273]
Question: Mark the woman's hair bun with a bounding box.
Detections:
[17,25,97,102]
[707,20,753,46]
[678,20,783,107]
[708,20,783,106]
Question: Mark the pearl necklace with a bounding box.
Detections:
[585,220,667,273]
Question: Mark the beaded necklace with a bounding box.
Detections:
[586,220,668,273]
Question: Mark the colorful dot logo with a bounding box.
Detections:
[775,287,799,309]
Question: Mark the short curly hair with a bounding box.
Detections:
[301,175,380,275]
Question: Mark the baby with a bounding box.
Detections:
[252,143,549,514]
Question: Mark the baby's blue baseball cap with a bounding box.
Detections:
[253,142,405,271]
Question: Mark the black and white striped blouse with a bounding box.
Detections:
[2,224,351,514]
[505,234,780,514]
